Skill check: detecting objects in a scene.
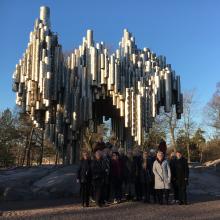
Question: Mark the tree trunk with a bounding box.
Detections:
[39,136,44,165]
[200,151,203,163]
[55,150,59,165]
[187,142,191,163]
[169,127,176,152]
[200,144,203,163]
[21,134,29,166]
[26,127,34,166]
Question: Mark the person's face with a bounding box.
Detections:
[176,152,182,159]
[134,150,141,156]
[157,152,164,161]
[150,150,156,157]
[105,148,110,156]
[83,152,88,160]
[112,153,118,160]
[95,151,101,160]
[143,152,148,159]
[102,150,107,157]
[127,151,132,159]
[170,152,175,158]
[109,150,112,157]
[119,151,124,156]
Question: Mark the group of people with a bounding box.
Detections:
[76,139,189,208]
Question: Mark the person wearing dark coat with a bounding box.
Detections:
[140,151,152,203]
[169,151,178,203]
[91,150,105,207]
[132,149,143,201]
[148,149,157,203]
[124,150,134,200]
[102,148,111,202]
[77,151,92,207]
[110,152,123,203]
[118,148,128,199]
[175,149,189,205]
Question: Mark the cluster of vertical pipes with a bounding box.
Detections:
[12,6,183,159]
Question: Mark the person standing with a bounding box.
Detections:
[175,149,189,205]
[140,151,152,203]
[132,148,142,201]
[148,149,156,203]
[91,150,105,207]
[153,151,171,205]
[77,150,92,207]
[118,148,127,200]
[169,151,178,203]
[124,149,135,200]
[102,148,111,203]
[110,151,123,203]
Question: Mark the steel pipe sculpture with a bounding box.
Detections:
[12,6,183,162]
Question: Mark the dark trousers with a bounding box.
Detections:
[80,182,90,206]
[93,180,104,206]
[177,184,187,204]
[156,189,170,204]
[150,181,157,203]
[134,177,142,200]
[90,184,94,200]
[142,182,150,202]
[124,179,134,200]
[112,179,122,201]
[172,180,178,200]
[103,182,111,201]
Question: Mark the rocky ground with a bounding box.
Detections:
[0,164,220,220]
[0,165,79,201]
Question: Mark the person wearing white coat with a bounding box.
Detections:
[153,151,171,204]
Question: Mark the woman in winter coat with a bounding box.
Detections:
[110,151,123,203]
[169,151,178,203]
[132,149,142,201]
[140,151,152,203]
[148,149,156,203]
[175,149,189,205]
[132,148,143,201]
[77,150,92,207]
[91,150,105,207]
[102,148,111,202]
[153,151,171,205]
[124,149,135,200]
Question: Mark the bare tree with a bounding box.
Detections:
[163,107,179,152]
[181,90,197,162]
[145,114,167,149]
[154,106,180,152]
[205,82,220,137]
[82,123,109,153]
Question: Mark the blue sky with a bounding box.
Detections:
[0,0,219,125]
